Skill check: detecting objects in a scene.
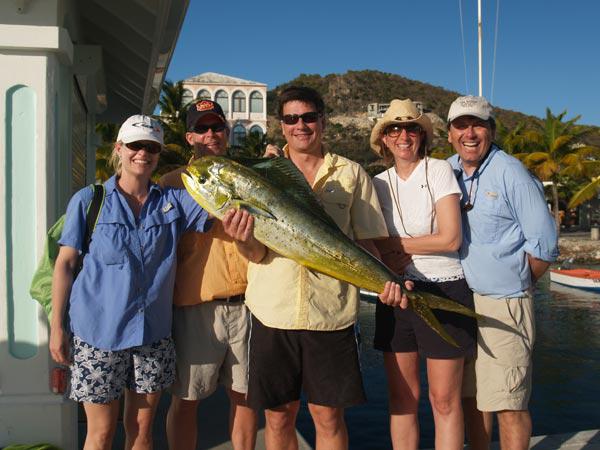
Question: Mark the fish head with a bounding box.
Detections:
[181,156,238,219]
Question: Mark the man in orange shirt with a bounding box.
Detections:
[159,100,260,450]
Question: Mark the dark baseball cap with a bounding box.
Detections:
[186,100,227,131]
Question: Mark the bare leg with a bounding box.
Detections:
[463,397,493,450]
[427,358,465,450]
[166,396,199,450]
[264,400,300,450]
[82,400,120,450]
[123,390,162,450]
[308,403,348,450]
[228,389,258,450]
[497,410,531,450]
[384,351,420,450]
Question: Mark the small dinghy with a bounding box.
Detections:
[549,269,600,292]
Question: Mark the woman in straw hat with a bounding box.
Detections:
[370,99,476,450]
[49,115,211,449]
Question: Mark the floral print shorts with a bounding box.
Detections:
[68,335,175,404]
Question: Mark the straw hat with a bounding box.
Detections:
[370,99,434,156]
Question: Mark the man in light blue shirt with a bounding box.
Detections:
[447,96,558,450]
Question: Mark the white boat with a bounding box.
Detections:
[549,269,600,292]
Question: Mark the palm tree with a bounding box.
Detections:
[95,122,118,181]
[514,108,596,232]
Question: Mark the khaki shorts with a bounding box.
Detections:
[169,301,250,401]
[463,292,535,412]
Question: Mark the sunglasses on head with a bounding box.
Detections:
[192,123,227,135]
[125,141,162,154]
[384,124,422,138]
[281,111,321,125]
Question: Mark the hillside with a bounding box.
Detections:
[265,70,600,171]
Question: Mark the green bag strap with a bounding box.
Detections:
[82,184,105,253]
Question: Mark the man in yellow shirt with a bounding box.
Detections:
[159,100,258,450]
[224,86,405,450]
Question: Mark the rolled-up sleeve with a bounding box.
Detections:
[508,179,559,262]
[351,166,389,240]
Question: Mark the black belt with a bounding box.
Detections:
[213,294,245,303]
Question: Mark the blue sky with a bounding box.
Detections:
[166,0,600,126]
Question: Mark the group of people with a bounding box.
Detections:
[49,86,558,450]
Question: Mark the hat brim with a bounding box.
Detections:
[120,133,163,145]
[187,111,226,130]
[370,116,434,157]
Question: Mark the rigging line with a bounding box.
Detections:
[491,0,500,103]
[458,0,469,94]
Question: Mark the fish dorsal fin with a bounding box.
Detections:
[231,156,341,230]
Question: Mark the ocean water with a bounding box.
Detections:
[296,270,600,449]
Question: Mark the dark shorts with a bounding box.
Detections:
[374,278,476,359]
[247,315,366,410]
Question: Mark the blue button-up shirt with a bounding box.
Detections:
[59,175,211,350]
[448,145,559,298]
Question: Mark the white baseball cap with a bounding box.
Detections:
[447,95,494,123]
[116,115,164,145]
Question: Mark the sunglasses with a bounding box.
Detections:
[192,123,227,134]
[125,141,162,154]
[281,111,321,125]
[384,124,422,138]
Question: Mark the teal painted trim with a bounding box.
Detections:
[6,85,38,359]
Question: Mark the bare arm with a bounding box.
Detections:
[358,238,410,309]
[399,194,462,255]
[222,209,267,263]
[49,246,79,365]
[528,254,551,284]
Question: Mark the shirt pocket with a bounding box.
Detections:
[143,208,182,259]
[471,191,502,243]
[321,188,352,211]
[90,223,127,265]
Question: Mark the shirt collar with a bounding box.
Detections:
[104,174,163,195]
[457,144,499,180]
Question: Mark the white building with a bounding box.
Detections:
[182,72,267,146]
[0,1,189,448]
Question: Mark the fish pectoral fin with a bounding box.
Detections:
[235,200,276,220]
[410,299,459,348]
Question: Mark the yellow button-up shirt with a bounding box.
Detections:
[245,150,388,330]
[159,165,248,306]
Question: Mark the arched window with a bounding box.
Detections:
[197,89,211,100]
[232,91,246,113]
[249,125,264,137]
[182,89,194,107]
[215,90,229,114]
[249,91,263,113]
[232,124,246,146]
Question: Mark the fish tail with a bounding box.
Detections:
[409,298,459,347]
[402,284,481,320]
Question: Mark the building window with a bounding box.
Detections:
[232,91,246,113]
[249,125,264,137]
[182,89,194,107]
[197,89,211,100]
[250,91,263,113]
[215,90,229,114]
[232,124,246,146]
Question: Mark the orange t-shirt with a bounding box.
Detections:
[159,166,248,306]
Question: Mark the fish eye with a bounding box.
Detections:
[199,176,207,184]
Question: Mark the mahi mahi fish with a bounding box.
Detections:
[182,156,478,346]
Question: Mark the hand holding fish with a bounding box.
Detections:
[222,209,267,263]
[379,280,410,309]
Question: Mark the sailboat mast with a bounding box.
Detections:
[478,0,483,96]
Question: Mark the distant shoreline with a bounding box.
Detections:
[557,232,600,264]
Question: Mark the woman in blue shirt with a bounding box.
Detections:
[49,115,210,449]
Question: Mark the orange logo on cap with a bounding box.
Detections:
[196,100,215,111]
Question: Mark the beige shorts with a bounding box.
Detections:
[169,301,250,401]
[463,292,535,412]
